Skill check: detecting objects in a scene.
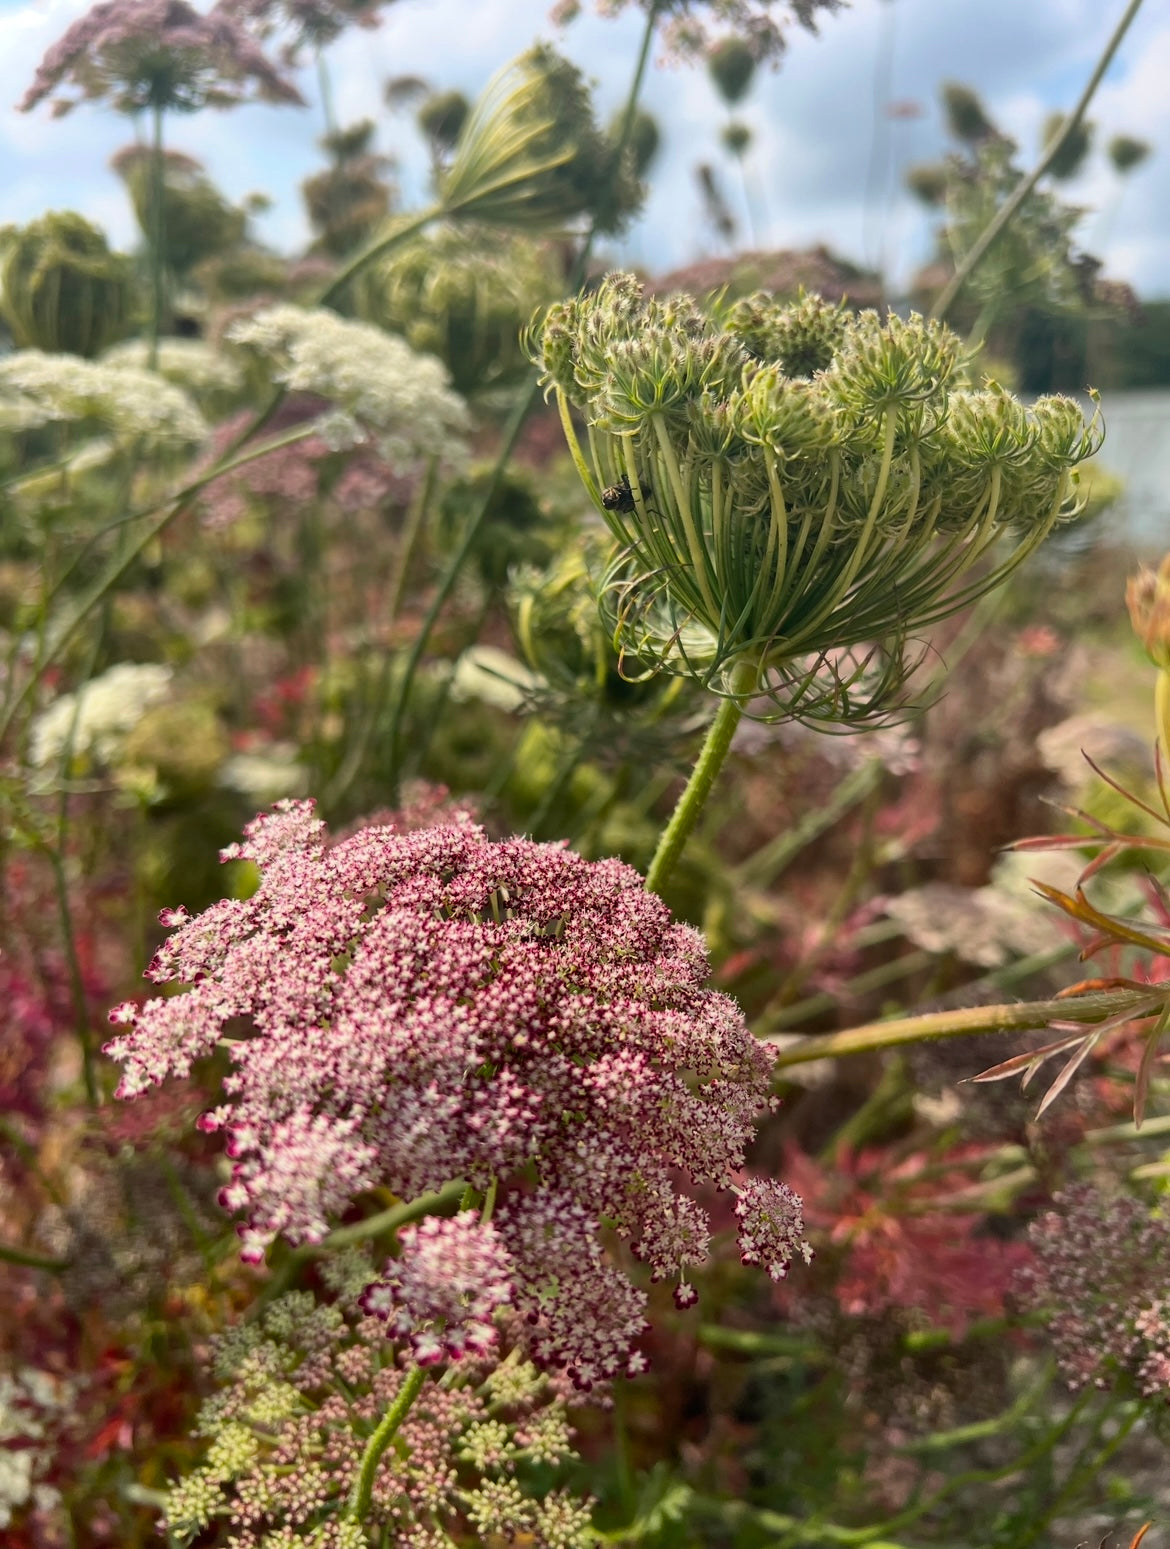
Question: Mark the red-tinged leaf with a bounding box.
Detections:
[1036,1030,1103,1116]
[1135,1005,1170,1129]
[1080,750,1170,829]
[1010,833,1107,853]
[1055,977,1144,998]
[1078,842,1125,883]
[968,1031,1087,1085]
[1079,933,1116,960]
[1033,882,1170,955]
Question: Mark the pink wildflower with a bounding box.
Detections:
[734,1177,813,1281]
[1019,1183,1170,1397]
[18,0,304,117]
[360,1214,513,1365]
[106,800,798,1386]
[218,0,393,57]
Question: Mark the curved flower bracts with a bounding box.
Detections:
[106,800,807,1388]
[439,45,642,235]
[530,274,1102,726]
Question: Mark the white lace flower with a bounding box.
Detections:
[226,304,469,471]
[218,746,308,801]
[102,338,244,397]
[0,351,206,444]
[30,662,173,769]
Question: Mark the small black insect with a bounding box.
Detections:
[601,474,649,514]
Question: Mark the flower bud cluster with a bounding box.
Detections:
[357,224,563,395]
[226,304,470,473]
[163,1271,594,1548]
[0,349,206,443]
[509,540,707,764]
[106,800,807,1388]
[1127,553,1170,671]
[439,45,642,235]
[531,274,1102,724]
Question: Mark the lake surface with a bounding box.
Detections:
[1093,391,1170,553]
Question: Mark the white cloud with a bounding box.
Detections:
[0,0,1166,297]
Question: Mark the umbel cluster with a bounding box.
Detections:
[532,275,1102,724]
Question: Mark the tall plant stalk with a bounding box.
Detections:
[381,0,663,801]
[148,98,165,369]
[644,656,756,896]
[930,0,1147,323]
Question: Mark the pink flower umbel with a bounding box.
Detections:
[359,1214,514,1366]
[106,800,805,1386]
[18,0,303,116]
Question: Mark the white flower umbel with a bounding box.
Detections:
[226,304,470,472]
[218,745,308,802]
[102,337,244,397]
[0,351,206,444]
[30,662,173,769]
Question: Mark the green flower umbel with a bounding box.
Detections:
[439,46,642,235]
[531,274,1102,726]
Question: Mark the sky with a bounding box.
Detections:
[1,0,1168,298]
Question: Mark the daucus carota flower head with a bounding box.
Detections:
[439,44,642,235]
[106,801,805,1388]
[360,1214,514,1366]
[102,336,244,399]
[0,211,134,358]
[17,0,304,116]
[216,0,390,57]
[164,1271,594,1548]
[226,304,470,472]
[530,273,1102,726]
[29,662,173,770]
[1018,1183,1170,1398]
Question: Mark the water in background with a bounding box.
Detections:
[1095,391,1170,554]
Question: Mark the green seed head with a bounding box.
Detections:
[725,290,848,377]
[529,274,1101,725]
[440,45,643,234]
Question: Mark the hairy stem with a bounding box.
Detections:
[767,985,1158,1067]
[347,1364,427,1523]
[645,656,756,896]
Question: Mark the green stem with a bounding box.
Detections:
[0,1243,70,1272]
[645,656,756,895]
[734,759,881,889]
[324,457,439,810]
[382,4,660,801]
[767,985,1158,1067]
[47,846,98,1106]
[315,46,338,141]
[148,99,166,369]
[930,0,1147,322]
[0,422,322,746]
[347,1365,427,1523]
[316,205,442,310]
